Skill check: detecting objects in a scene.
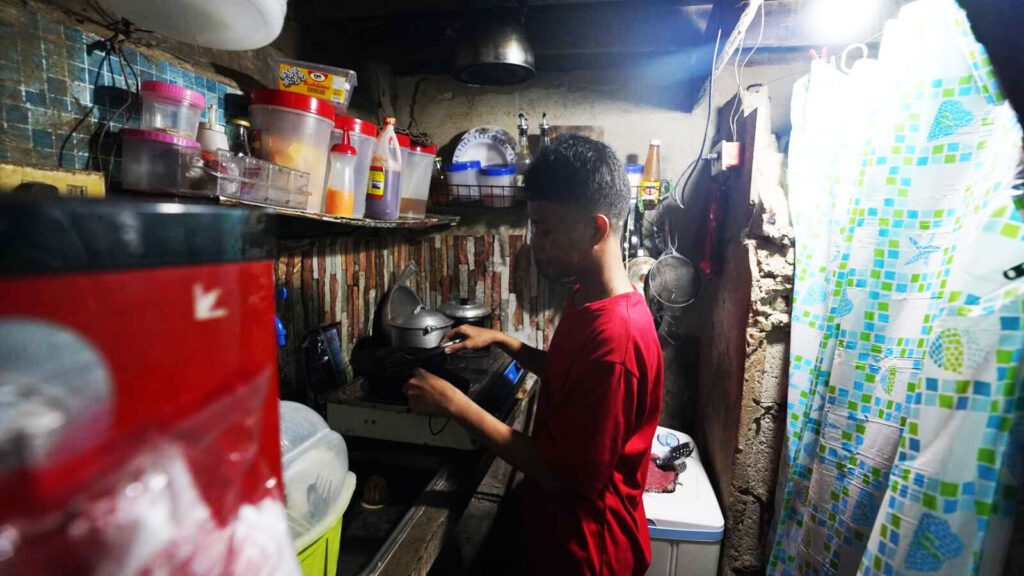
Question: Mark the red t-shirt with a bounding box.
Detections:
[523,287,664,576]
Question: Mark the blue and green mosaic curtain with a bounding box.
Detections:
[770,1,1024,574]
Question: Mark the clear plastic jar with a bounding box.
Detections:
[120,128,201,194]
[400,143,437,218]
[140,81,206,140]
[249,89,335,213]
[479,164,518,207]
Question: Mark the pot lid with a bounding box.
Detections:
[439,298,492,319]
[390,305,453,330]
[385,285,421,326]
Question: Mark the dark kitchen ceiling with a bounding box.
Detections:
[291,0,715,75]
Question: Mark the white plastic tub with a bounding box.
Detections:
[446,161,481,203]
[479,164,518,207]
[643,427,724,576]
[250,89,335,213]
[120,128,201,194]
[400,142,437,218]
[140,80,205,140]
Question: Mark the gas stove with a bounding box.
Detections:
[326,347,525,450]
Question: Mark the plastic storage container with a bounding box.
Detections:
[202,150,310,209]
[325,139,361,218]
[400,142,437,218]
[625,163,643,190]
[479,164,518,208]
[140,80,206,140]
[272,57,358,114]
[120,128,202,194]
[332,116,377,214]
[279,401,356,576]
[446,161,481,203]
[250,89,335,213]
[643,426,724,576]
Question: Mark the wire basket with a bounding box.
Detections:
[432,184,524,208]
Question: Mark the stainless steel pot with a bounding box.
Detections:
[439,298,493,329]
[387,305,454,348]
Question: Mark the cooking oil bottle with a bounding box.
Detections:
[365,117,402,220]
[640,139,662,207]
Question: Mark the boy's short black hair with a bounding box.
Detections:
[523,134,630,229]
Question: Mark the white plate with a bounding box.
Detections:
[452,126,517,166]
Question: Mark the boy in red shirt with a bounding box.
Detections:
[404,134,663,575]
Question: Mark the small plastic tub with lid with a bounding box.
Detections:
[446,161,481,203]
[332,116,377,212]
[400,140,437,219]
[140,80,206,140]
[121,128,201,194]
[272,57,358,114]
[249,89,335,213]
[325,135,362,218]
[479,164,518,207]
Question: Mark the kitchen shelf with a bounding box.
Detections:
[217,197,460,238]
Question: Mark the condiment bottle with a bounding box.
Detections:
[515,112,532,186]
[325,132,360,217]
[365,117,402,220]
[197,102,229,160]
[640,139,662,206]
[538,112,550,153]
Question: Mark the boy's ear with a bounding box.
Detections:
[592,213,611,245]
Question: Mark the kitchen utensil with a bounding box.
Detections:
[387,304,454,348]
[647,219,700,309]
[452,127,518,167]
[382,263,423,339]
[627,256,656,295]
[452,9,535,86]
[439,298,494,329]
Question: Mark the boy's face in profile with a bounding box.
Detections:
[527,200,594,283]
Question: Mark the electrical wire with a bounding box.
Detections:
[675,28,722,209]
[731,0,766,140]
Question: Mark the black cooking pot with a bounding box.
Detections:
[439,298,493,329]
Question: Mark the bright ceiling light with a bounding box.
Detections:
[806,0,883,44]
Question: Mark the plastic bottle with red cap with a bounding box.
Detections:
[325,130,361,218]
[364,118,403,220]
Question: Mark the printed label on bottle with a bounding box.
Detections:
[367,166,385,198]
[640,180,661,202]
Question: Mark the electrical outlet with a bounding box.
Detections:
[710,140,742,174]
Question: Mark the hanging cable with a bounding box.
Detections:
[675,28,722,208]
[731,0,765,139]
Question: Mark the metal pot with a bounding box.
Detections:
[439,298,493,329]
[387,305,454,348]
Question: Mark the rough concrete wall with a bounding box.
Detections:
[663,82,794,576]
[391,61,805,180]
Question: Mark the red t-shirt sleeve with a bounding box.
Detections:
[536,359,637,499]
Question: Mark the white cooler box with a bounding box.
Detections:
[644,427,724,576]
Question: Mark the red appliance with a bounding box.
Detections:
[0,199,283,573]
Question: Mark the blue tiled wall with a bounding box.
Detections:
[0,8,239,174]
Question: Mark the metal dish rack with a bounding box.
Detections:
[433,184,524,208]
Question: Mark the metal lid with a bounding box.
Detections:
[389,305,453,331]
[439,298,492,320]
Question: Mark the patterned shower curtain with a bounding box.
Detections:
[770,0,1023,574]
